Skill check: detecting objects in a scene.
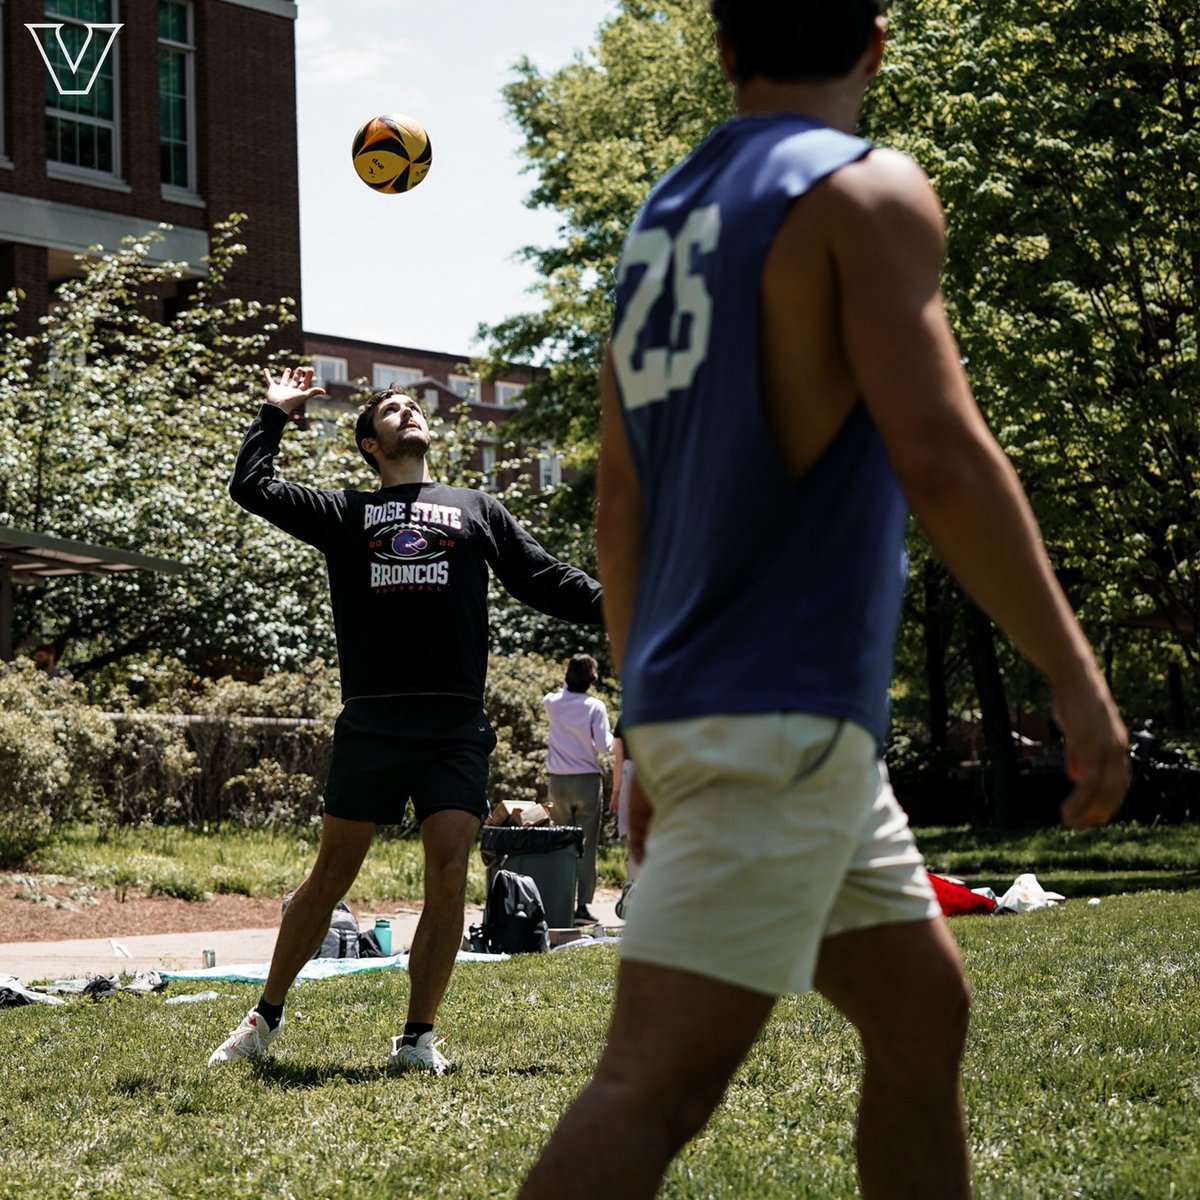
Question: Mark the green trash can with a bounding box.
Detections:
[480,825,584,930]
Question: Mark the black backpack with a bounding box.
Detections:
[484,870,550,954]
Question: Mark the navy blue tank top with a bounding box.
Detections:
[611,114,908,748]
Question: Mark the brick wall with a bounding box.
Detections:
[0,0,301,348]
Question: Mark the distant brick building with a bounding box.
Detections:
[303,331,561,491]
[0,0,302,343]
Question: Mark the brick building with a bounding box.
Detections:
[1,1,557,487]
[0,0,302,343]
[303,331,559,490]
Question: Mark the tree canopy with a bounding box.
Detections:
[0,220,336,682]
[866,0,1199,695]
[0,218,607,688]
[485,0,1199,733]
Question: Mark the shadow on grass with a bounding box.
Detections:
[248,1059,383,1089]
[113,1073,164,1097]
[475,1063,569,1078]
[1048,872,1200,898]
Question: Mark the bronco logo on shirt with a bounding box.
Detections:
[369,520,452,590]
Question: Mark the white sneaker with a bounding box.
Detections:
[388,1031,450,1075]
[207,1008,282,1065]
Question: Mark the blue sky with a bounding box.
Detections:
[295,0,619,358]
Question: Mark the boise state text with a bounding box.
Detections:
[365,499,463,591]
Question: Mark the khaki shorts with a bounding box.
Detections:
[621,713,940,997]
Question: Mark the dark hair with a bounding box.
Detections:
[355,385,416,472]
[710,0,882,85]
[564,653,598,693]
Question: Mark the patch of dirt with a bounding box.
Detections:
[0,877,288,944]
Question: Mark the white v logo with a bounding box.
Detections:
[25,23,123,98]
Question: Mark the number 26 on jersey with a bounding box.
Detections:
[612,204,721,411]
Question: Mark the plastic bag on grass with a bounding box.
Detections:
[995,873,1065,913]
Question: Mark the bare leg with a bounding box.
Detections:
[405,808,480,1024]
[815,918,972,1200]
[261,814,375,1006]
[519,961,775,1199]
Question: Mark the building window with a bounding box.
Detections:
[538,449,562,490]
[494,381,524,408]
[43,0,121,179]
[448,373,477,400]
[310,355,348,387]
[372,364,422,391]
[158,0,195,194]
[481,442,497,487]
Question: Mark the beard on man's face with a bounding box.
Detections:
[379,428,431,461]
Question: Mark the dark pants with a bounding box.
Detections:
[546,772,602,907]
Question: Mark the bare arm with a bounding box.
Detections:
[596,348,645,674]
[610,736,625,814]
[826,150,1128,828]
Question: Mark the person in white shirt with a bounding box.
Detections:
[543,653,614,921]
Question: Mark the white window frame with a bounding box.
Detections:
[448,372,477,400]
[158,0,197,199]
[494,380,524,408]
[537,448,562,490]
[310,355,348,387]
[43,0,123,185]
[372,363,422,391]
[480,441,497,486]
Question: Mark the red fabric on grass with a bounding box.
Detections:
[927,872,996,917]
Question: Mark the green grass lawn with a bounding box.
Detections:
[2,887,1198,1198]
[15,823,633,907]
[16,821,1198,910]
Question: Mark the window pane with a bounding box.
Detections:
[96,124,112,171]
[160,52,183,95]
[159,2,189,43]
[158,31,192,189]
[93,76,113,119]
[80,124,96,170]
[161,141,187,188]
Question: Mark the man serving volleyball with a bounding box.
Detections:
[519,1,1128,1197]
[207,366,601,1074]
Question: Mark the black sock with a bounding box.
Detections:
[255,997,284,1030]
[401,1021,433,1046]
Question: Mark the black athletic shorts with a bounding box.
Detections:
[323,696,497,825]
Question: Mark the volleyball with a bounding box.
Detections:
[351,114,433,194]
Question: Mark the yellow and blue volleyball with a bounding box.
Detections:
[351,113,432,194]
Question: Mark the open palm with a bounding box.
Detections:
[262,366,326,413]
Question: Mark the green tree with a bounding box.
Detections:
[0,218,342,682]
[0,218,605,688]
[865,0,1199,700]
[483,0,730,546]
[489,2,1199,808]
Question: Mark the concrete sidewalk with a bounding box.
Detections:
[0,889,623,986]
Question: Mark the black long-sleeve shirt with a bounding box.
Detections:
[230,405,602,702]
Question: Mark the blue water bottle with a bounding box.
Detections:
[374,918,392,956]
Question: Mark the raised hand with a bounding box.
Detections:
[262,366,327,413]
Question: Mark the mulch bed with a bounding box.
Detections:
[0,877,288,943]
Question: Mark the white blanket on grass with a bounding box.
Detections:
[161,950,507,985]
